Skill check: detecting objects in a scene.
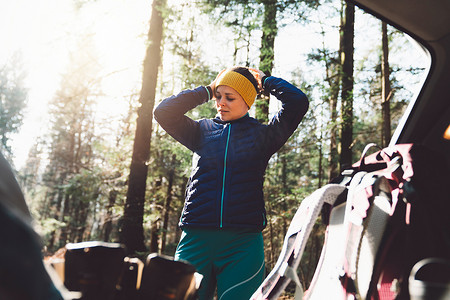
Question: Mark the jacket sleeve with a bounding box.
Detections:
[154,86,210,151]
[264,76,309,155]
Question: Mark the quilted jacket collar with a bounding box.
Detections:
[213,113,250,124]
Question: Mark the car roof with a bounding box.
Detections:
[349,0,450,164]
[351,0,450,42]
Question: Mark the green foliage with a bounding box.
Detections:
[38,218,67,249]
[0,52,28,157]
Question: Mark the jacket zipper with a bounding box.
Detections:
[220,123,231,228]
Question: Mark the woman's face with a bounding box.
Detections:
[215,85,249,121]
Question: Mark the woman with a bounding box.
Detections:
[154,66,309,300]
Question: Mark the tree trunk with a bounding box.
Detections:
[281,154,288,237]
[121,0,166,255]
[160,154,176,254]
[256,0,277,123]
[150,220,160,253]
[323,43,341,181]
[103,190,117,242]
[58,193,71,248]
[328,95,339,180]
[266,199,275,269]
[339,0,355,170]
[381,21,392,147]
[318,130,323,188]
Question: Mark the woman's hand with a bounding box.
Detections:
[248,68,266,92]
[208,69,227,99]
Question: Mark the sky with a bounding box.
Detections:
[0,0,428,169]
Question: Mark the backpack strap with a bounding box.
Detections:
[251,184,346,300]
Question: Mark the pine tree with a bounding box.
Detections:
[121,0,167,255]
[0,53,28,160]
[339,0,355,170]
[381,21,392,147]
[40,35,101,250]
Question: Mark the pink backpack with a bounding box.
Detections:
[252,144,450,300]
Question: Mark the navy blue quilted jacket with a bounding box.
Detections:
[154,76,309,231]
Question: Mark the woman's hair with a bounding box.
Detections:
[231,67,259,93]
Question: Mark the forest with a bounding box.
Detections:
[1,0,427,293]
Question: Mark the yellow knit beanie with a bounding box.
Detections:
[215,69,257,108]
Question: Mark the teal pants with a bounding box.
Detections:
[174,228,265,300]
